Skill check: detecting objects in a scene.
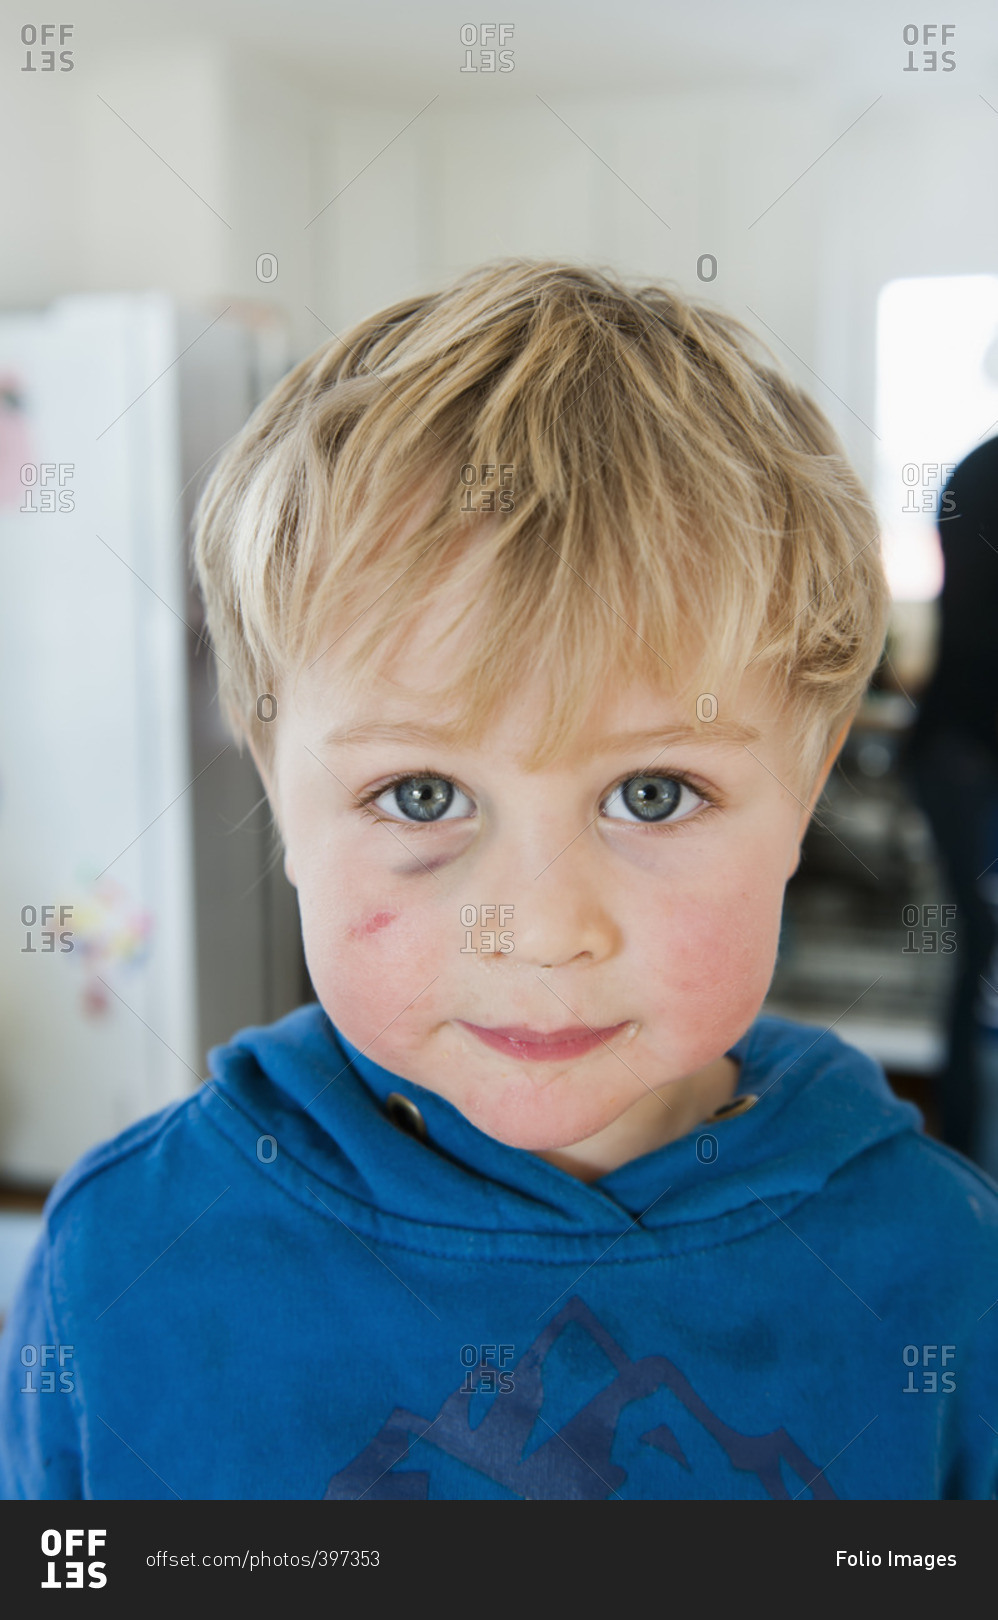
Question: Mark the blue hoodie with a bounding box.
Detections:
[2,1001,997,1500]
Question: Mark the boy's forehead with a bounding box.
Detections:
[289,545,786,768]
[293,643,778,767]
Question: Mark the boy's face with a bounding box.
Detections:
[257,589,841,1162]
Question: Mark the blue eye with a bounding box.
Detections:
[602,775,704,824]
[367,775,474,823]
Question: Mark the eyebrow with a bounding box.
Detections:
[321,718,762,750]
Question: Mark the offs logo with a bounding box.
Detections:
[324,1297,836,1500]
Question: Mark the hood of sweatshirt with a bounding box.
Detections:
[204,1000,923,1246]
[10,997,998,1505]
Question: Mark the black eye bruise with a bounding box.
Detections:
[621,776,683,822]
[393,776,455,822]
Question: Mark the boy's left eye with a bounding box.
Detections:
[602,775,706,824]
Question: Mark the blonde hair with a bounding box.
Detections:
[191,258,890,801]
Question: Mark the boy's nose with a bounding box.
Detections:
[465,826,625,967]
[519,906,618,970]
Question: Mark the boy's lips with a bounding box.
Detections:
[455,1019,631,1062]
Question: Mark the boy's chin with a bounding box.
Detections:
[438,1075,635,1155]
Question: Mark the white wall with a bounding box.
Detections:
[4,40,997,481]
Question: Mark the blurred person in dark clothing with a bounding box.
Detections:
[900,434,998,1160]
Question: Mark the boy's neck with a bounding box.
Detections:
[533,1052,741,1184]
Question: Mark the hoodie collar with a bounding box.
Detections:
[206,1002,921,1239]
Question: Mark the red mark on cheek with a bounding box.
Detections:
[348,909,398,940]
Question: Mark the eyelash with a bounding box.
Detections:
[353,764,722,832]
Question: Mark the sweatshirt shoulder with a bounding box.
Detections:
[38,1008,326,1230]
[834,1121,998,1243]
[906,1132,998,1223]
[38,1088,213,1232]
[35,1020,323,1251]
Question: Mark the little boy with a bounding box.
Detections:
[3,259,997,1500]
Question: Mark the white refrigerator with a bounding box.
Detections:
[0,292,306,1188]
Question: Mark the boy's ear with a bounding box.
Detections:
[785,715,854,880]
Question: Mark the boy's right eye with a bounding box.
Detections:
[359,773,475,825]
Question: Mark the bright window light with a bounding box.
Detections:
[875,274,998,601]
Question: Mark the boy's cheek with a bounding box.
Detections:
[300,887,440,1001]
[664,878,783,1003]
[299,837,786,1038]
[346,909,399,941]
